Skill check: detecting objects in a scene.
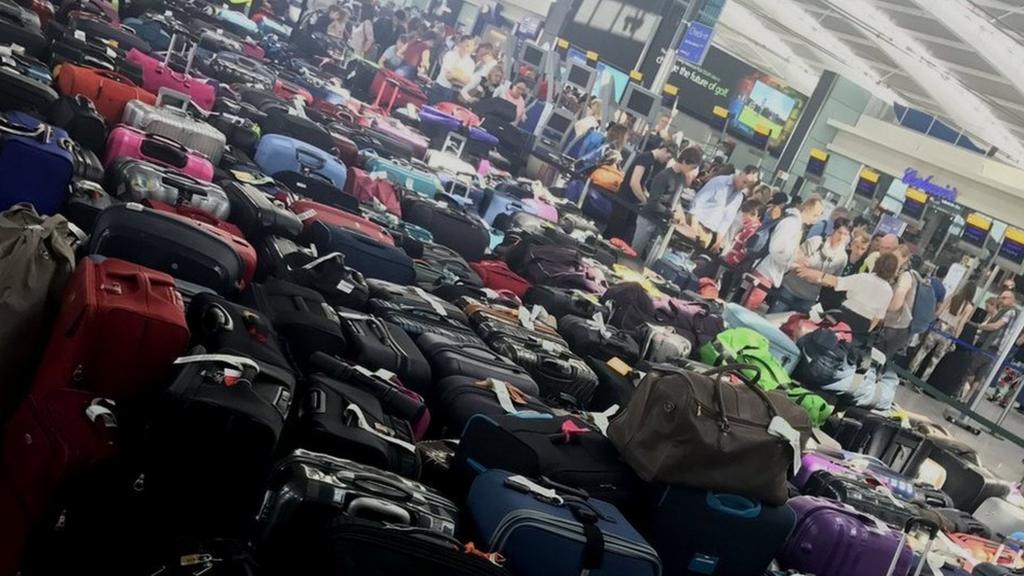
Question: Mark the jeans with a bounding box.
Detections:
[768,286,816,314]
[632,215,659,260]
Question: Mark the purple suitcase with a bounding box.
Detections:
[796,451,917,501]
[779,496,918,576]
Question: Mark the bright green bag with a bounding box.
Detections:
[786,387,835,427]
[698,328,792,391]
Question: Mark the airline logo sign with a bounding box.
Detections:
[901,168,958,202]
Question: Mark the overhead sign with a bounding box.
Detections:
[806,148,829,177]
[999,227,1024,266]
[901,168,958,202]
[961,212,991,249]
[676,21,715,66]
[901,187,928,221]
[855,168,880,198]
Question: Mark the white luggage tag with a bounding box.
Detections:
[767,416,803,477]
[344,404,416,453]
[590,311,613,340]
[300,251,343,271]
[174,354,261,386]
[504,475,563,505]
[485,378,518,414]
[517,305,544,331]
[412,287,447,316]
[588,405,619,436]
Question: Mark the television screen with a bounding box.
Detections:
[1000,229,1024,265]
[594,61,629,103]
[567,63,593,89]
[737,81,798,140]
[523,44,544,68]
[625,88,655,118]
[545,112,573,135]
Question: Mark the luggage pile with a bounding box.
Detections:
[0,1,1022,575]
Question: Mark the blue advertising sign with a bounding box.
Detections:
[677,21,715,65]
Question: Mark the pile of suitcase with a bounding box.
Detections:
[1,0,1024,575]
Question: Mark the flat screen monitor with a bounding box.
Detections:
[544,110,573,138]
[522,43,544,68]
[736,80,798,141]
[622,85,656,122]
[565,61,594,93]
[901,188,927,221]
[594,61,628,103]
[999,229,1024,266]
[961,213,991,249]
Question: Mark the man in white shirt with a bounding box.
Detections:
[754,197,824,287]
[436,35,475,89]
[685,165,760,250]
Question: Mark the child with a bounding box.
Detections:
[718,199,765,297]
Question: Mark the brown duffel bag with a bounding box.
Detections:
[608,364,812,505]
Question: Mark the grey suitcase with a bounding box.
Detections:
[107,158,230,220]
[974,497,1024,538]
[121,89,226,163]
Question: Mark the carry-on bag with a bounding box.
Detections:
[362,152,443,198]
[0,51,58,114]
[107,158,227,217]
[414,333,536,396]
[222,181,302,240]
[88,203,245,295]
[722,303,801,374]
[434,375,552,436]
[254,133,347,189]
[523,285,610,320]
[47,94,107,155]
[367,279,468,322]
[698,328,792,391]
[0,112,75,214]
[369,301,483,348]
[121,90,226,163]
[0,0,49,56]
[467,470,660,576]
[291,198,394,246]
[558,314,640,364]
[255,236,370,310]
[104,126,215,181]
[469,260,532,298]
[485,333,599,408]
[334,308,432,394]
[126,36,216,111]
[306,220,415,284]
[607,364,812,505]
[32,255,189,402]
[402,194,489,262]
[185,292,290,369]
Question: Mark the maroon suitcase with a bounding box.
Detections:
[0,387,118,576]
[32,256,190,403]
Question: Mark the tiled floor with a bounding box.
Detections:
[896,386,1024,482]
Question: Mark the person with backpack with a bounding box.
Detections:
[752,196,824,292]
[877,245,936,360]
[769,216,850,313]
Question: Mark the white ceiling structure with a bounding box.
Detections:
[712,0,1024,167]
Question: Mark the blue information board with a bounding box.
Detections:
[676,21,715,65]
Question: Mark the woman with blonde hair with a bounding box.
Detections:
[911,281,976,380]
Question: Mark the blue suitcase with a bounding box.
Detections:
[478,188,541,228]
[467,470,661,576]
[0,112,74,215]
[652,258,698,293]
[306,220,415,285]
[723,302,801,374]
[257,17,290,38]
[254,134,348,190]
[217,9,259,38]
[362,153,443,198]
[565,179,614,222]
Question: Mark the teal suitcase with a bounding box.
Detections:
[362,153,443,198]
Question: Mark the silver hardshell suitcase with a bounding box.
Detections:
[122,89,226,163]
[110,158,231,219]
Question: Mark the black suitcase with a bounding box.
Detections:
[256,449,458,573]
[47,94,106,155]
[415,333,538,397]
[258,107,336,154]
[70,12,151,53]
[295,373,420,479]
[276,170,360,212]
[146,351,296,538]
[0,57,58,114]
[186,292,291,370]
[335,308,432,392]
[431,281,523,309]
[487,333,599,408]
[406,239,483,289]
[199,51,275,89]
[523,285,611,320]
[306,220,416,285]
[367,278,469,323]
[557,314,641,364]
[928,445,1012,513]
[88,203,244,295]
[434,375,552,436]
[364,127,417,160]
[240,279,348,372]
[369,299,483,347]
[62,179,119,232]
[209,112,261,153]
[0,0,48,56]
[802,470,920,528]
[257,236,370,311]
[585,355,640,412]
[401,196,489,262]
[936,507,993,539]
[222,181,303,240]
[455,413,639,508]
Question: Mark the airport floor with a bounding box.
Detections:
[896,386,1024,482]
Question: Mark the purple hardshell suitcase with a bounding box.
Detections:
[795,451,916,501]
[779,496,918,576]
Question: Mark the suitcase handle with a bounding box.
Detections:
[90,67,139,87]
[705,492,762,518]
[295,146,326,170]
[141,132,191,166]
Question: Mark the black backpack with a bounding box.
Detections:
[745,213,796,265]
[793,329,852,387]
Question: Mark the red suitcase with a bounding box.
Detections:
[0,387,118,576]
[370,69,427,113]
[55,64,156,124]
[273,78,313,105]
[32,256,189,403]
[290,199,395,246]
[469,260,532,298]
[181,217,258,289]
[344,167,401,217]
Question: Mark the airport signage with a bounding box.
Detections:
[677,22,715,65]
[901,168,958,202]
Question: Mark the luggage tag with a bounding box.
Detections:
[369,170,388,181]
[485,378,518,414]
[174,353,261,386]
[590,311,613,340]
[587,405,619,436]
[504,475,563,506]
[606,357,632,377]
[412,287,447,316]
[517,305,544,331]
[294,209,317,221]
[767,416,802,477]
[344,404,416,453]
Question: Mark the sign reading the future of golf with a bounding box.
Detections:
[663,46,808,155]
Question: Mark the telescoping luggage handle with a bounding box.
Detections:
[161,33,198,82]
[885,517,940,576]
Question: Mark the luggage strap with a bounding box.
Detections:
[479,378,524,414]
[344,403,416,453]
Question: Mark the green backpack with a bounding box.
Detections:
[786,387,835,427]
[699,328,792,391]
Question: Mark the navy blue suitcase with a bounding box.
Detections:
[306,220,416,284]
[254,134,347,190]
[649,485,795,576]
[0,112,74,215]
[467,469,660,576]
[651,257,698,293]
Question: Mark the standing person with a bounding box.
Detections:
[718,199,766,296]
[807,206,849,239]
[574,97,602,138]
[911,281,977,381]
[460,64,504,103]
[644,113,673,151]
[632,146,703,256]
[496,77,530,123]
[860,233,899,273]
[961,290,1019,400]
[348,17,376,57]
[682,165,761,251]
[770,216,851,313]
[396,30,434,79]
[762,192,789,224]
[378,33,408,69]
[819,228,872,310]
[754,196,825,293]
[470,42,496,81]
[796,252,900,350]
[876,244,917,360]
[434,34,475,100]
[373,8,406,54]
[931,264,949,305]
[603,141,676,242]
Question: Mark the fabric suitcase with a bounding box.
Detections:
[369,300,483,348]
[486,333,599,408]
[974,497,1024,538]
[636,323,693,364]
[276,170,357,212]
[121,97,226,163]
[256,449,457,573]
[258,107,335,153]
[457,413,638,507]
[363,153,442,198]
[200,50,275,89]
[240,278,347,372]
[291,199,393,246]
[209,111,261,153]
[69,12,150,53]
[365,119,429,160]
[723,303,800,374]
[523,286,610,320]
[296,373,419,478]
[107,158,227,218]
[937,507,993,539]
[0,112,74,215]
[778,496,916,576]
[145,352,295,537]
[426,149,476,179]
[470,260,531,298]
[306,221,415,284]
[467,469,659,576]
[335,308,432,394]
[345,167,401,216]
[255,236,370,311]
[215,8,258,38]
[414,333,536,396]
[434,375,552,436]
[126,46,216,111]
[370,69,427,112]
[585,356,640,412]
[254,133,346,189]
[104,126,214,181]
[366,279,468,323]
[651,485,795,576]
[32,255,189,403]
[88,202,244,295]
[402,195,489,262]
[0,55,58,114]
[273,76,313,104]
[478,188,535,227]
[558,315,640,364]
[0,0,48,56]
[47,94,106,155]
[408,240,483,288]
[185,292,290,369]
[222,181,302,240]
[62,179,119,232]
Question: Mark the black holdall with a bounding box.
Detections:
[257,237,371,311]
[523,285,611,320]
[557,314,640,364]
[48,94,107,155]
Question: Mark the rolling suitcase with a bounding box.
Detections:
[365,119,430,161]
[69,12,150,52]
[366,279,468,322]
[255,236,369,311]
[585,356,640,412]
[414,333,535,395]
[106,158,227,217]
[209,111,261,153]
[200,50,275,89]
[121,91,226,163]
[291,199,394,246]
[802,469,920,529]
[408,240,483,288]
[335,308,432,393]
[306,221,414,284]
[467,470,660,576]
[32,255,189,403]
[0,0,48,56]
[369,301,483,348]
[0,112,75,215]
[0,52,58,114]
[362,153,443,198]
[557,315,640,364]
[295,373,419,478]
[469,260,531,298]
[434,375,552,436]
[185,291,290,369]
[276,170,358,212]
[650,486,795,576]
[402,195,489,262]
[937,507,994,539]
[486,333,599,408]
[254,134,347,189]
[523,286,610,320]
[222,181,303,240]
[258,107,335,153]
[88,203,245,295]
[345,167,401,216]
[47,94,106,155]
[215,7,258,38]
[104,127,215,181]
[370,69,427,112]
[126,36,215,111]
[929,444,1014,513]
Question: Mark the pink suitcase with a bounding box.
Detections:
[523,198,558,222]
[125,37,216,111]
[366,116,429,160]
[104,126,214,182]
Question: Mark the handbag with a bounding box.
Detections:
[607,364,812,505]
[591,164,624,190]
